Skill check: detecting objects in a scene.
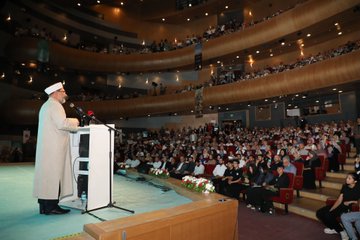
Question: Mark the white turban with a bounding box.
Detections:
[44,82,63,95]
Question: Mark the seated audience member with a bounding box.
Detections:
[183,156,196,175]
[283,155,297,176]
[341,211,360,240]
[316,173,360,239]
[303,151,321,189]
[227,159,244,199]
[270,155,283,171]
[160,156,175,172]
[246,164,289,214]
[170,156,189,179]
[326,139,341,172]
[298,142,309,156]
[293,151,304,163]
[193,160,205,176]
[212,157,227,189]
[218,161,235,194]
[355,156,360,175]
[152,156,162,169]
[206,154,217,165]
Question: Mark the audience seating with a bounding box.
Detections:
[203,164,216,178]
[326,198,360,212]
[271,172,295,214]
[315,155,327,188]
[293,162,304,198]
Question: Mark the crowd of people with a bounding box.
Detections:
[8,0,307,56]
[116,120,360,238]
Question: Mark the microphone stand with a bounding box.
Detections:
[82,114,135,217]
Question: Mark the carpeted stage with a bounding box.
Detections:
[0,164,339,240]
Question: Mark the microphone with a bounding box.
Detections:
[69,103,86,118]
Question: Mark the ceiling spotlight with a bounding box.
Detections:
[205,12,208,16]
[1,72,5,79]
[338,32,342,35]
[281,42,285,46]
[120,2,124,5]
[295,94,299,97]
[247,104,251,107]
[162,18,165,22]
[265,99,268,102]
[256,50,260,54]
[236,55,239,59]
[97,0,100,3]
[316,100,319,103]
[191,110,194,113]
[270,53,273,57]
[334,22,339,26]
[302,95,306,99]
[6,14,11,21]
[187,18,190,21]
[226,108,229,110]
[332,88,337,91]
[306,33,311,37]
[147,114,151,117]
[188,3,192,7]
[225,5,228,9]
[77,3,81,6]
[338,90,343,93]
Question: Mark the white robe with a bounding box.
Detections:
[33,97,78,200]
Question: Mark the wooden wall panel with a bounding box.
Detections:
[2,50,360,125]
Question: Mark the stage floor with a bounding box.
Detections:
[0,164,192,240]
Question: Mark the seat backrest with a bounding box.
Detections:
[293,162,304,176]
[286,173,295,188]
[204,164,216,175]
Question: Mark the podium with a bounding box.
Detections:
[60,124,114,211]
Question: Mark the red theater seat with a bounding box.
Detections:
[315,155,327,188]
[272,172,295,214]
[293,162,304,197]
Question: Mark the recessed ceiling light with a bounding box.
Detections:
[332,88,337,91]
[302,96,306,99]
[265,99,268,102]
[338,32,342,35]
[306,33,311,37]
[97,0,100,3]
[236,55,239,59]
[147,114,151,117]
[334,22,339,26]
[316,100,319,103]
[191,110,194,113]
[338,90,343,93]
[120,2,124,5]
[217,60,220,64]
[270,53,273,57]
[205,12,208,16]
[288,104,292,106]
[77,3,81,6]
[256,50,260,54]
[226,108,229,110]
[187,18,190,21]
[281,42,285,46]
[295,94,299,97]
[225,5,228,9]
[162,18,165,22]
[247,104,251,107]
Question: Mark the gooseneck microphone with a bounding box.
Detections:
[69,103,87,118]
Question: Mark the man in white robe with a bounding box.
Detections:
[33,82,79,215]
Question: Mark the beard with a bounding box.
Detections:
[60,95,69,104]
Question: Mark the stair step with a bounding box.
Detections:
[274,198,324,220]
[297,188,339,202]
[344,164,355,171]
[326,171,349,179]
[316,177,344,190]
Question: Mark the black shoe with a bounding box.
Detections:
[39,204,45,214]
[44,206,70,215]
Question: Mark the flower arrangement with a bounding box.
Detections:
[181,176,215,194]
[149,168,170,179]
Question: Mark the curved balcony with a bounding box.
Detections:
[3,50,360,125]
[4,0,359,72]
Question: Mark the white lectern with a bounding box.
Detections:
[60,124,114,211]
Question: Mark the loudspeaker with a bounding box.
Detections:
[79,134,89,157]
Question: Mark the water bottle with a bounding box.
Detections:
[80,191,87,209]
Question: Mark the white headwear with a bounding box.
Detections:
[44,82,63,95]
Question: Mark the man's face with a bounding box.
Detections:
[54,88,68,104]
